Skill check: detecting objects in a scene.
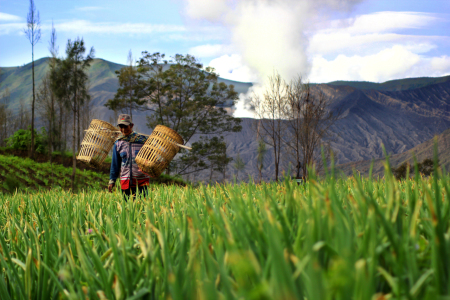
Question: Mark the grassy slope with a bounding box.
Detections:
[327,75,450,91]
[0,154,107,193]
[0,57,253,111]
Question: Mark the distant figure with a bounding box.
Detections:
[108,114,149,199]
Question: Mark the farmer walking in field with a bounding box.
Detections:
[108,114,149,199]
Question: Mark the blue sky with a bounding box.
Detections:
[1,0,449,84]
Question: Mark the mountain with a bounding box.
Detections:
[336,127,450,178]
[1,58,450,181]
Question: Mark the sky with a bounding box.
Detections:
[1,0,449,86]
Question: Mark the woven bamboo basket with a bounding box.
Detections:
[136,125,184,178]
[77,119,119,168]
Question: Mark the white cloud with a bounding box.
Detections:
[309,12,443,56]
[309,45,450,83]
[431,56,450,74]
[0,12,21,22]
[0,23,24,35]
[53,20,185,34]
[184,0,230,22]
[331,11,438,35]
[209,54,259,82]
[189,44,230,57]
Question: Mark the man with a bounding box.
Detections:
[108,114,149,198]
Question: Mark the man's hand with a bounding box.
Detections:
[108,183,115,193]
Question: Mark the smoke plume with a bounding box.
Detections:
[183,0,364,117]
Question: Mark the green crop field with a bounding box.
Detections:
[0,163,449,299]
[0,154,107,193]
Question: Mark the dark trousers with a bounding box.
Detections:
[121,185,149,200]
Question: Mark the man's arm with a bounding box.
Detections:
[108,142,121,192]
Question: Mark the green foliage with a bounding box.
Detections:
[0,154,106,192]
[2,174,22,193]
[233,151,245,179]
[107,52,242,176]
[0,160,449,299]
[104,60,144,115]
[6,127,47,153]
[392,158,437,179]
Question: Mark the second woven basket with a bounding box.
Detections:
[136,125,184,178]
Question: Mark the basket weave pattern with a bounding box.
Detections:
[77,119,118,168]
[136,125,184,178]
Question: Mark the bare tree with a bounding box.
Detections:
[12,99,31,132]
[284,77,340,179]
[24,0,41,159]
[52,38,94,190]
[0,89,11,147]
[251,71,287,181]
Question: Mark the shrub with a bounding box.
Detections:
[392,158,438,179]
[6,127,47,154]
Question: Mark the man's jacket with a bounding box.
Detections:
[109,132,149,189]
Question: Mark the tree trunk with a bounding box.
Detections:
[77,101,81,151]
[30,47,35,159]
[71,94,77,191]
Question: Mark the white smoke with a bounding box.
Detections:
[183,0,364,117]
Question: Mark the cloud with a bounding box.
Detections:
[309,45,450,83]
[52,20,186,34]
[309,12,443,56]
[209,54,259,82]
[325,11,439,35]
[189,44,235,58]
[184,0,230,22]
[183,0,365,84]
[0,12,21,22]
[431,55,450,74]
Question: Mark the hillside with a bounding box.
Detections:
[336,128,450,178]
[2,58,450,181]
[327,75,450,91]
[0,153,107,193]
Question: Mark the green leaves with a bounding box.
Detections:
[0,170,449,299]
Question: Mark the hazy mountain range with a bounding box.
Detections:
[1,57,450,181]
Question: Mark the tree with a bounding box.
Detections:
[107,52,242,176]
[0,88,11,147]
[392,158,437,179]
[105,50,143,119]
[24,0,41,159]
[52,38,94,190]
[233,152,245,180]
[256,138,267,183]
[37,22,59,163]
[251,71,287,181]
[205,136,232,183]
[284,77,339,179]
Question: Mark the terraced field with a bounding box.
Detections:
[0,154,107,193]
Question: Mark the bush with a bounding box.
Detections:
[392,158,438,179]
[3,174,22,193]
[6,127,47,154]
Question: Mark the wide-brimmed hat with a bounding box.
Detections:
[117,114,132,126]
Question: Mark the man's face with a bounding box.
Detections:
[119,124,133,136]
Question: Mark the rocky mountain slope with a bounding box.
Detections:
[336,127,450,178]
[1,58,450,181]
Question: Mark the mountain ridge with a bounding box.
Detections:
[1,58,450,181]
